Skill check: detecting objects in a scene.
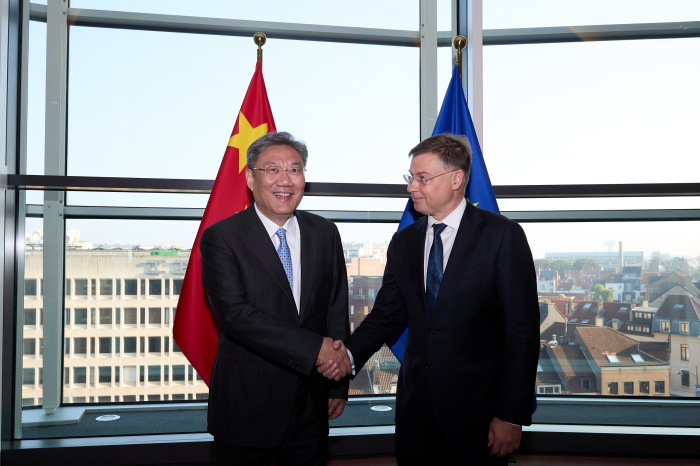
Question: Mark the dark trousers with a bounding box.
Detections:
[395,411,509,466]
[213,386,327,466]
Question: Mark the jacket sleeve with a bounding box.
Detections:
[346,233,409,372]
[494,222,541,426]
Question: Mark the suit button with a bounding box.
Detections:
[428,328,435,335]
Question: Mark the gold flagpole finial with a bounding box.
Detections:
[254,32,267,63]
[452,35,467,80]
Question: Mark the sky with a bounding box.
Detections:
[23,0,700,260]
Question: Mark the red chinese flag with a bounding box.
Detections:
[173,61,276,386]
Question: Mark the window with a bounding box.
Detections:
[173,279,183,295]
[74,338,88,355]
[24,279,37,297]
[74,308,88,325]
[99,308,112,325]
[124,307,137,325]
[172,365,186,382]
[148,365,161,383]
[99,367,111,383]
[608,382,618,395]
[624,382,634,395]
[681,371,690,387]
[13,0,700,446]
[23,339,36,356]
[99,278,113,297]
[24,308,37,326]
[148,337,161,354]
[124,337,137,354]
[148,308,162,325]
[680,322,689,333]
[99,337,112,354]
[581,378,593,391]
[74,279,88,296]
[124,279,138,296]
[655,381,665,394]
[22,368,35,385]
[149,279,162,296]
[681,344,690,361]
[660,321,670,331]
[640,381,650,394]
[74,367,87,384]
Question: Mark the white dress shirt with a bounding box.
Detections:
[423,198,467,286]
[254,205,301,311]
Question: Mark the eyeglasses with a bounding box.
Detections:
[403,169,458,186]
[250,165,306,178]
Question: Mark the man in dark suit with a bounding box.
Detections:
[201,131,351,465]
[319,134,540,464]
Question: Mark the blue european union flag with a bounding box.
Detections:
[389,64,500,361]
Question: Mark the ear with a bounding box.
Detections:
[452,170,465,191]
[245,169,255,191]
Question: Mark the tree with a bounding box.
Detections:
[591,283,614,302]
[573,258,599,271]
[534,258,552,270]
[550,259,573,277]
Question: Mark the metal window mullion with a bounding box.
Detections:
[419,0,438,140]
[42,0,68,415]
[10,0,31,440]
[459,0,483,144]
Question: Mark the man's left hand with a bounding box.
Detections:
[487,417,521,457]
[328,398,347,420]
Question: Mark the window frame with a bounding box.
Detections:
[3,0,700,458]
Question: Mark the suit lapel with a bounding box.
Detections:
[297,212,318,322]
[432,204,484,318]
[407,218,429,317]
[240,206,297,312]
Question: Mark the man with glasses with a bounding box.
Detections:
[320,134,540,464]
[201,131,351,465]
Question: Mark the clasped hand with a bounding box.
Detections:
[315,338,350,382]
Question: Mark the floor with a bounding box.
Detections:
[328,454,700,465]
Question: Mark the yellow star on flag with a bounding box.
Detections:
[229,112,269,173]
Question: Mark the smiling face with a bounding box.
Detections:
[246,144,305,226]
[407,152,465,221]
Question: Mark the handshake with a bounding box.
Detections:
[315,337,351,382]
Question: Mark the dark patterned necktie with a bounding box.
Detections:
[276,228,293,291]
[426,223,446,312]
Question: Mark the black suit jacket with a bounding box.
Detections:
[347,204,540,445]
[201,206,349,448]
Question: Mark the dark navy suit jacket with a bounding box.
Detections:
[201,205,349,447]
[347,203,540,445]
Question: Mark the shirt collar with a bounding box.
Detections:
[427,197,466,232]
[253,204,299,240]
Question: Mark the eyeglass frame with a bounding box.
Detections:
[249,164,306,177]
[403,169,459,186]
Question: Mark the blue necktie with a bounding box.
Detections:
[426,223,446,313]
[276,228,293,291]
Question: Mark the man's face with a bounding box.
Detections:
[407,152,463,221]
[246,144,305,226]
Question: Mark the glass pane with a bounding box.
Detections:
[483,38,700,185]
[70,0,420,29]
[500,197,700,212]
[67,27,418,184]
[26,20,46,175]
[57,219,208,408]
[66,192,209,209]
[522,221,699,403]
[484,0,700,29]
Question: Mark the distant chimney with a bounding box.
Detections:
[619,241,624,271]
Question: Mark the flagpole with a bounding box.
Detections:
[254,32,266,64]
[452,35,466,80]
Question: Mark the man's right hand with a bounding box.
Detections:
[316,338,351,381]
